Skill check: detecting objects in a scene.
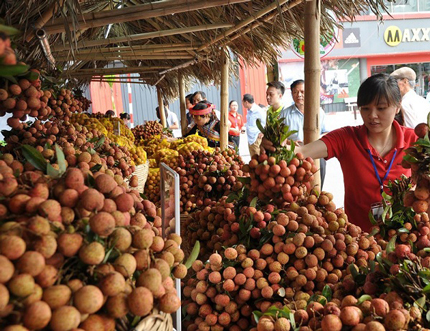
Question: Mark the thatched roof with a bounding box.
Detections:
[1,0,391,99]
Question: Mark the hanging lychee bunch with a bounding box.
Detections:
[176,148,248,213]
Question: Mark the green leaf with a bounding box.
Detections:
[369,260,376,273]
[367,227,379,237]
[349,264,359,279]
[415,138,430,147]
[252,311,262,323]
[47,163,60,178]
[256,119,265,134]
[397,227,410,234]
[3,75,18,84]
[289,310,296,330]
[86,173,96,188]
[0,64,29,76]
[94,136,106,150]
[90,164,103,173]
[386,235,397,254]
[250,197,258,208]
[0,24,20,35]
[356,294,372,305]
[426,310,430,323]
[25,71,39,81]
[237,177,251,184]
[21,145,47,171]
[414,296,426,309]
[184,241,200,269]
[322,285,332,302]
[423,283,430,294]
[55,144,66,175]
[403,154,419,163]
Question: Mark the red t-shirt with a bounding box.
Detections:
[228,112,243,136]
[320,121,416,233]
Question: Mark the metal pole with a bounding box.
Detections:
[220,51,229,150]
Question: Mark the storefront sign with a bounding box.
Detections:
[384,25,430,46]
[291,26,339,59]
[343,28,361,48]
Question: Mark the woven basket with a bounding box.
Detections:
[133,161,149,194]
[130,309,173,331]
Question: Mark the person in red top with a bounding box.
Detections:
[263,73,417,232]
[228,100,244,149]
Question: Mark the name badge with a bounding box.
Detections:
[370,202,384,220]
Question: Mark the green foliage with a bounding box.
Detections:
[257,107,297,161]
[184,241,200,269]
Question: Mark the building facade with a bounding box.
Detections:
[279,5,430,111]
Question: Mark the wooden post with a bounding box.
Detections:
[157,87,167,128]
[178,72,187,137]
[220,51,229,150]
[304,0,321,188]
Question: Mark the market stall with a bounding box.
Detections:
[2,0,426,331]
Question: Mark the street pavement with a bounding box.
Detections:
[238,110,364,209]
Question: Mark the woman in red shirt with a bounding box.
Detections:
[263,73,417,232]
[228,100,244,149]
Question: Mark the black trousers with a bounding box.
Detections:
[229,135,240,150]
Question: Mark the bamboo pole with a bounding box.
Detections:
[178,72,187,137]
[303,0,321,188]
[44,0,218,30]
[44,0,249,35]
[56,54,195,62]
[25,0,64,42]
[53,44,201,56]
[197,0,289,52]
[157,87,167,128]
[62,66,170,77]
[52,24,233,52]
[220,51,229,150]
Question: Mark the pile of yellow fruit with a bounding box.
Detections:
[70,113,108,136]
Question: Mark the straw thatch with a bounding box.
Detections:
[1,0,392,99]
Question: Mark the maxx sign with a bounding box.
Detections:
[384,25,430,46]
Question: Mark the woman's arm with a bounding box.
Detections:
[296,140,328,159]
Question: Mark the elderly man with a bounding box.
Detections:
[390,67,430,128]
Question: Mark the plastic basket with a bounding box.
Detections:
[133,161,149,194]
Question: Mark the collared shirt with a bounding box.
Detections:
[246,103,266,144]
[402,89,430,129]
[320,121,416,232]
[280,104,328,142]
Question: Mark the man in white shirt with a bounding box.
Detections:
[156,103,181,137]
[243,93,266,157]
[391,67,430,128]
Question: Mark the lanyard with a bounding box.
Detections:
[367,148,398,194]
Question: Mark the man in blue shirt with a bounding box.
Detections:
[243,93,266,157]
[281,79,329,187]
